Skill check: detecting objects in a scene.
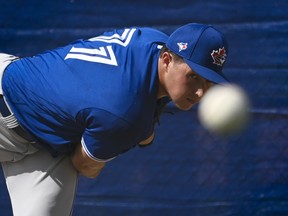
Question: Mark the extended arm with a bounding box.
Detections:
[71,143,105,179]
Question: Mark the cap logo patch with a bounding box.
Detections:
[211,47,227,66]
[177,42,188,52]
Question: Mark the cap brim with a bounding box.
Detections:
[184,59,229,84]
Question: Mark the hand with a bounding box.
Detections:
[139,132,155,146]
[71,143,105,178]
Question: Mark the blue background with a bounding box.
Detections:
[1,0,288,215]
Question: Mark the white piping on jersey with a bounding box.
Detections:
[88,28,137,47]
[81,137,116,162]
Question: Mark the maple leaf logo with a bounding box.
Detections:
[211,47,227,66]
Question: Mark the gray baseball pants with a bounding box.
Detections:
[0,53,78,216]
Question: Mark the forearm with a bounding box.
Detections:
[71,143,105,178]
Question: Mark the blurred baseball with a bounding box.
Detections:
[198,84,250,136]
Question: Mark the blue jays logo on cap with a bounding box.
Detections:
[177,42,188,52]
[211,47,227,66]
[166,23,229,84]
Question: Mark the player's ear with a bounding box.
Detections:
[161,52,172,71]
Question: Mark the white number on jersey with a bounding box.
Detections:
[65,28,136,66]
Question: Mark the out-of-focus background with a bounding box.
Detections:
[1,0,288,215]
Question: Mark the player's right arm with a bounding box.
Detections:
[71,143,105,179]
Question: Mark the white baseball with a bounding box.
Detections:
[198,84,250,136]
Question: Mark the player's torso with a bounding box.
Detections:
[2,27,168,154]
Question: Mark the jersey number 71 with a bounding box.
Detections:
[64,28,136,66]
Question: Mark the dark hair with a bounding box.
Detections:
[159,45,184,63]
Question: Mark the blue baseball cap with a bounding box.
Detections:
[166,23,229,84]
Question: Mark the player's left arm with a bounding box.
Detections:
[71,143,105,179]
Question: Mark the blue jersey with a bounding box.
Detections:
[2,27,168,161]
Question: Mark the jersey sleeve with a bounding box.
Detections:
[77,108,136,162]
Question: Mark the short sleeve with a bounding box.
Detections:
[77,108,136,162]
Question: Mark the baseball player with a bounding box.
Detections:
[0,23,228,215]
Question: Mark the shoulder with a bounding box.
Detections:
[89,27,168,46]
[132,27,168,45]
[78,108,137,161]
